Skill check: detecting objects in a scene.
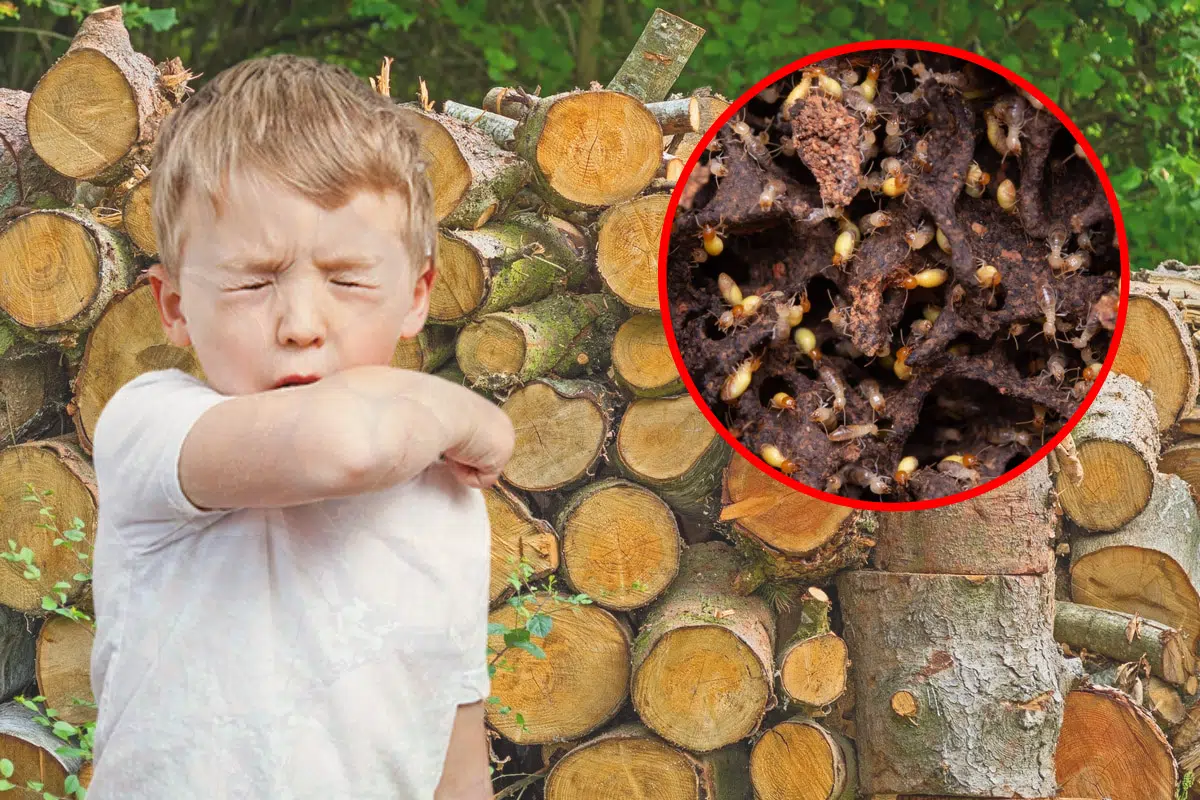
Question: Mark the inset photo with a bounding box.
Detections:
[660,41,1128,508]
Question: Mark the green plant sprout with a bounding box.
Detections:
[1179,770,1195,800]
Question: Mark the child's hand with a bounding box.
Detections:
[440,399,515,490]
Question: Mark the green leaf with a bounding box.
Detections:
[63,775,79,793]
[0,760,12,778]
[41,597,57,611]
[1178,157,1200,181]
[1112,165,1145,192]
[52,720,77,738]
[1072,65,1105,97]
[885,3,908,25]
[503,627,530,647]
[1125,0,1154,23]
[1000,54,1024,74]
[526,613,552,638]
[487,622,507,636]
[828,5,854,28]
[0,779,13,790]
[1027,5,1072,30]
[513,640,546,659]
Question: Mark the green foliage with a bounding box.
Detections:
[1180,770,1196,800]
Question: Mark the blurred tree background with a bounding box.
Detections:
[2,0,1197,267]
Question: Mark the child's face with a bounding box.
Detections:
[146,168,436,396]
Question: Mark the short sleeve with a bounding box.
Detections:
[92,368,236,547]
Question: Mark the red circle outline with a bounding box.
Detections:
[656,38,1130,513]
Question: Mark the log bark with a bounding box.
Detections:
[484,483,558,608]
[1071,471,1200,655]
[631,541,776,752]
[614,394,732,531]
[455,293,629,391]
[501,378,618,493]
[0,605,36,704]
[875,460,1055,574]
[1133,259,1200,334]
[0,338,70,446]
[836,570,1073,797]
[606,8,705,103]
[0,699,82,794]
[0,89,75,211]
[1055,372,1159,532]
[719,452,875,593]
[397,107,531,229]
[1110,282,1199,431]
[1159,439,1200,501]
[0,435,97,614]
[556,477,681,611]
[1055,600,1197,687]
[544,721,750,800]
[774,588,848,709]
[595,193,672,311]
[35,616,94,725]
[26,6,176,184]
[484,88,698,135]
[1055,685,1178,800]
[440,100,518,148]
[610,312,685,398]
[391,325,455,373]
[749,716,856,800]
[486,591,631,744]
[666,88,732,171]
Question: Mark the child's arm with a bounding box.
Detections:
[179,364,513,510]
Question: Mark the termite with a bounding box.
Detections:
[942,453,981,469]
[861,210,892,234]
[691,247,709,264]
[996,179,1018,212]
[709,157,729,184]
[720,353,762,403]
[824,475,843,493]
[904,221,935,250]
[758,178,786,212]
[986,426,1035,448]
[1046,225,1069,274]
[894,345,914,381]
[826,298,850,336]
[810,404,838,431]
[814,67,842,98]
[965,161,990,198]
[975,260,1001,288]
[936,226,952,253]
[910,318,934,339]
[772,295,804,341]
[846,465,892,495]
[984,109,1008,156]
[1039,351,1068,385]
[818,365,848,413]
[937,458,980,483]
[859,379,886,416]
[1038,284,1061,341]
[793,327,820,361]
[894,455,919,486]
[784,71,815,112]
[770,392,797,413]
[730,116,772,165]
[858,63,880,103]
[700,220,727,257]
[881,158,909,196]
[1082,362,1102,381]
[760,444,799,475]
[1064,251,1091,274]
[717,273,742,306]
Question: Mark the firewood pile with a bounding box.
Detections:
[0,5,1198,800]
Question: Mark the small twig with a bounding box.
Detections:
[494,768,550,799]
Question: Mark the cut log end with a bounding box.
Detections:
[1111,286,1200,430]
[0,212,103,329]
[778,632,848,708]
[749,718,856,800]
[502,381,610,492]
[596,194,671,311]
[611,313,683,398]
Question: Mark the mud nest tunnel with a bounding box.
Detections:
[665,48,1122,502]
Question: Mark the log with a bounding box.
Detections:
[0,89,75,210]
[774,588,848,709]
[631,541,776,752]
[455,292,629,391]
[396,107,531,229]
[484,483,558,608]
[544,721,750,800]
[0,338,70,446]
[26,6,176,184]
[70,277,202,453]
[483,88,699,134]
[1110,282,1199,431]
[486,591,631,744]
[1159,439,1200,500]
[606,8,705,103]
[1133,259,1200,335]
[117,169,155,255]
[610,312,684,398]
[719,452,875,593]
[446,90,664,212]
[666,88,731,171]
[501,378,618,493]
[0,435,97,614]
[0,699,82,794]
[1055,685,1177,800]
[1055,372,1159,532]
[749,716,856,800]
[35,616,95,725]
[595,193,672,311]
[836,570,1071,797]
[614,394,731,530]
[0,605,36,704]
[555,477,681,611]
[876,460,1055,574]
[432,211,590,324]
[1055,601,1196,688]
[391,324,455,373]
[1071,472,1200,654]
[0,207,138,337]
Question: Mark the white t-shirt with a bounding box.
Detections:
[87,368,491,799]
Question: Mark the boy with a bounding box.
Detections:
[87,53,515,799]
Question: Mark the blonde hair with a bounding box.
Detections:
[151,53,435,284]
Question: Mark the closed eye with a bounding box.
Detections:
[233,280,369,291]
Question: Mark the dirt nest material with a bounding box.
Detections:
[665,48,1121,502]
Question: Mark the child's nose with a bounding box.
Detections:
[276,294,326,347]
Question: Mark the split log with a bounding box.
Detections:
[556,477,681,611]
[35,616,94,725]
[614,394,731,530]
[1055,685,1178,800]
[0,699,82,794]
[836,570,1071,797]
[610,312,684,398]
[396,107,531,229]
[501,378,618,493]
[544,721,749,800]
[666,88,731,174]
[0,435,97,614]
[606,8,705,103]
[631,541,775,752]
[595,193,672,312]
[431,211,590,324]
[445,89,664,212]
[1054,601,1197,688]
[1055,373,1159,532]
[1133,259,1200,334]
[391,325,455,373]
[486,591,631,744]
[875,460,1055,574]
[484,483,558,607]
[774,587,848,710]
[719,452,875,593]
[1071,472,1200,654]
[0,339,70,446]
[749,716,856,800]
[0,89,75,210]
[116,169,155,255]
[0,605,36,704]
[70,276,202,452]
[1159,439,1200,500]
[26,6,177,184]
[1171,695,1200,775]
[455,292,629,391]
[0,207,138,338]
[1110,282,1199,431]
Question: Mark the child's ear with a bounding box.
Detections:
[398,259,436,339]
